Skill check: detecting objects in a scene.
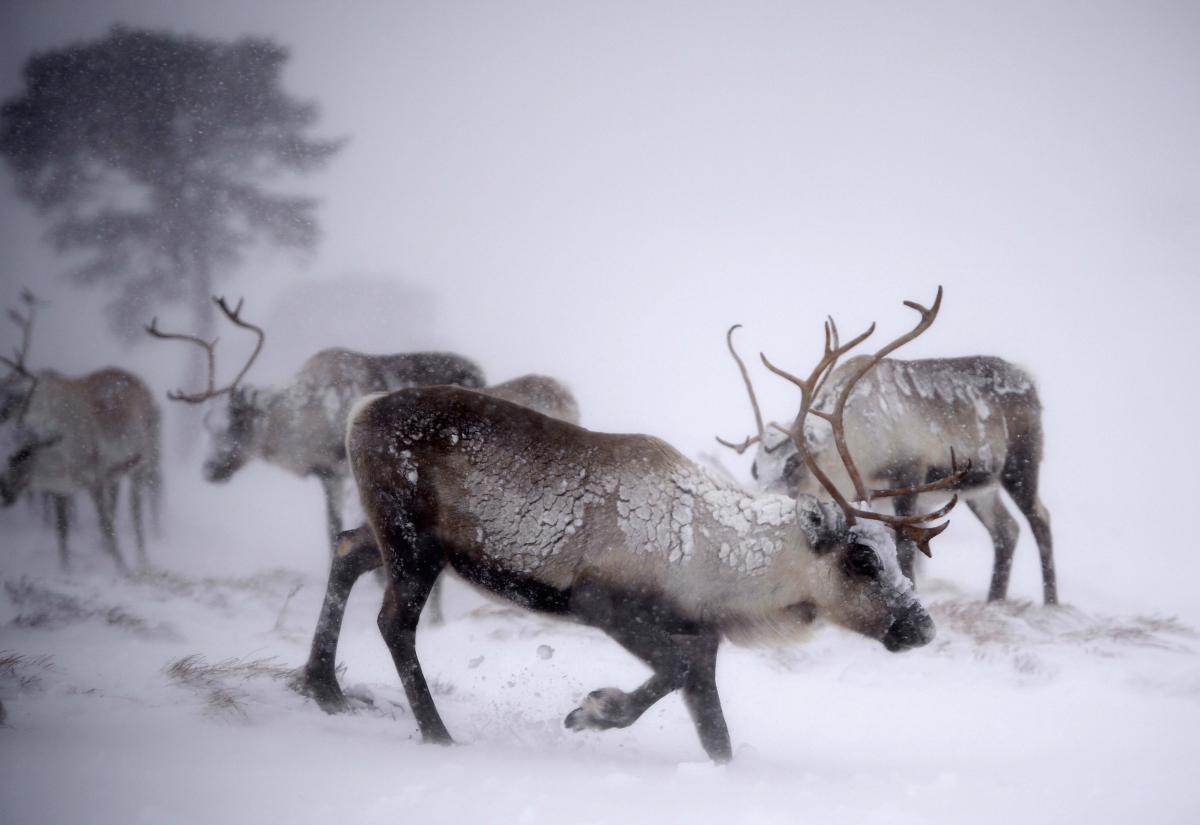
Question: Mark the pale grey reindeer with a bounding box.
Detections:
[305,289,964,762]
[0,294,161,573]
[146,295,486,544]
[719,291,1055,604]
[295,373,581,706]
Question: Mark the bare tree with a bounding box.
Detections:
[0,27,341,377]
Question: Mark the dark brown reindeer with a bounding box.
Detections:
[0,294,161,573]
[295,373,581,708]
[316,289,963,762]
[719,291,1055,604]
[146,297,487,547]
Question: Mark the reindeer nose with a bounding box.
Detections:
[882,603,935,652]
[203,458,234,483]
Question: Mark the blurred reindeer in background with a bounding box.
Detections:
[147,297,488,600]
[0,291,162,573]
[719,291,1056,604]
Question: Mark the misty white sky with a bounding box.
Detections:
[1,2,1198,609]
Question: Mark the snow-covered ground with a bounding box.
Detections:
[2,464,1198,825]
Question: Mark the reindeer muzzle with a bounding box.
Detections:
[881,602,935,652]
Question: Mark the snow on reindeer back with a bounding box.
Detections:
[461,434,799,578]
[798,357,1037,446]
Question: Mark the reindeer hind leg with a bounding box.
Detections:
[295,526,382,712]
[966,490,1019,602]
[90,485,128,576]
[1001,432,1057,605]
[375,522,452,744]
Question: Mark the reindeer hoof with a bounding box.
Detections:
[289,668,348,714]
[564,687,634,731]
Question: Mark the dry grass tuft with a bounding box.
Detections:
[0,651,55,693]
[4,579,172,637]
[164,654,292,721]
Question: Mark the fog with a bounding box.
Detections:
[3,0,1197,607]
[1,3,1199,822]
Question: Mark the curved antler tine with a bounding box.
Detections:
[144,317,220,403]
[902,285,943,319]
[718,324,766,446]
[213,296,264,391]
[852,494,959,528]
[715,434,762,454]
[897,520,951,558]
[758,352,806,390]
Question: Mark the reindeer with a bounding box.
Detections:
[718,299,1055,605]
[0,294,161,573]
[146,297,487,548]
[309,290,964,762]
[295,373,580,707]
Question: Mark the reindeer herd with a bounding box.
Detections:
[0,286,1057,761]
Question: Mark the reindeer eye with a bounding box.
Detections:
[845,544,882,577]
[783,454,801,480]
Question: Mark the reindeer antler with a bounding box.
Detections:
[2,290,45,423]
[715,324,811,455]
[144,296,265,404]
[145,318,220,403]
[213,296,265,392]
[1,288,43,376]
[762,287,968,557]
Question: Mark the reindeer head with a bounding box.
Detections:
[720,288,969,650]
[146,297,266,483]
[0,432,62,506]
[201,386,265,482]
[788,495,933,649]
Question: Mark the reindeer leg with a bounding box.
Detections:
[966,490,1019,602]
[375,526,452,744]
[295,526,381,712]
[90,485,128,576]
[567,580,732,762]
[52,494,70,572]
[676,632,731,762]
[891,491,920,585]
[1001,438,1057,605]
[316,470,344,547]
[130,474,147,569]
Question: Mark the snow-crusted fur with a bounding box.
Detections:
[342,385,935,761]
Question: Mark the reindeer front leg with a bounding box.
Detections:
[566,580,732,762]
[315,469,345,546]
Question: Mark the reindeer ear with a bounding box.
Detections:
[795,495,846,553]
